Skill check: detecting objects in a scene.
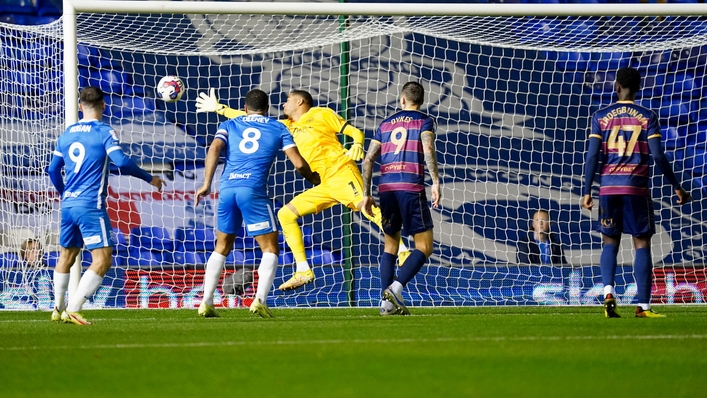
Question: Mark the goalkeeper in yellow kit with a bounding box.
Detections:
[196,89,409,290]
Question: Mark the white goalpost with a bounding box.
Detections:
[1,1,706,310]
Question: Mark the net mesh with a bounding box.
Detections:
[1,11,706,310]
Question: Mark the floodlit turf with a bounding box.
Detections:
[1,306,705,398]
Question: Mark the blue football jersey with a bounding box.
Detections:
[53,119,122,209]
[373,110,436,193]
[216,114,295,191]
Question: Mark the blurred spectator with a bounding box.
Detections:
[517,210,567,265]
[20,238,44,268]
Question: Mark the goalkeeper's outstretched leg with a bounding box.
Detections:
[277,195,411,292]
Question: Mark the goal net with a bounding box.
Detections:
[1,2,706,310]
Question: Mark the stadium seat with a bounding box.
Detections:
[172,251,207,266]
[686,121,707,146]
[44,251,59,268]
[0,14,19,24]
[515,18,559,45]
[661,124,688,150]
[77,44,100,68]
[696,99,707,124]
[21,15,58,25]
[641,73,664,98]
[585,70,616,98]
[112,228,130,257]
[0,252,20,268]
[0,0,36,14]
[670,45,707,69]
[37,0,61,16]
[544,51,591,71]
[663,72,701,99]
[631,50,671,73]
[234,227,257,250]
[684,146,707,176]
[83,69,131,95]
[556,18,598,46]
[307,248,343,265]
[130,226,173,252]
[126,250,161,267]
[174,226,216,252]
[105,95,156,120]
[591,51,631,71]
[692,175,707,194]
[656,98,696,125]
[226,250,246,264]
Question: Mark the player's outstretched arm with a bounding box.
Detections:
[421,131,441,208]
[361,140,382,217]
[195,88,245,119]
[284,146,320,186]
[195,138,225,205]
[341,124,365,161]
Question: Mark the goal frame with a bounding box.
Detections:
[58,0,707,304]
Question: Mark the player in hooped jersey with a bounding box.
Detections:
[362,82,441,316]
[47,87,166,325]
[582,67,691,318]
[195,89,319,318]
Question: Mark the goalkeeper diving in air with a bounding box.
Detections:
[196,88,410,291]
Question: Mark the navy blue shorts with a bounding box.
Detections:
[597,195,655,238]
[379,190,434,236]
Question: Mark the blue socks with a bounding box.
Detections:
[398,250,427,286]
[634,248,652,304]
[379,252,397,292]
[600,243,619,288]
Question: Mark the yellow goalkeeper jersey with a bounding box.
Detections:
[280,107,350,177]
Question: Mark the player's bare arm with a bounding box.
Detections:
[421,131,441,208]
[284,146,321,186]
[195,138,226,205]
[361,140,382,217]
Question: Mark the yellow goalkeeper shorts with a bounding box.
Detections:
[288,161,365,216]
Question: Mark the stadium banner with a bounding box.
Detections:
[2,265,705,310]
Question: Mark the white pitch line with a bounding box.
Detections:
[2,334,706,352]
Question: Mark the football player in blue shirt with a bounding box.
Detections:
[195,89,319,318]
[582,67,691,318]
[361,82,441,316]
[47,86,166,325]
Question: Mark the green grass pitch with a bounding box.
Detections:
[1,306,705,398]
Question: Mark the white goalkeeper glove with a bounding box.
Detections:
[195,88,225,113]
[345,142,364,161]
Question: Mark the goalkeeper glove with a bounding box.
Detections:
[195,88,226,114]
[345,142,364,161]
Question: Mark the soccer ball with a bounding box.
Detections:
[156,75,184,102]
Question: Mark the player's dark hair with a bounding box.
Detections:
[401,82,425,105]
[290,90,314,108]
[245,89,269,113]
[79,86,105,110]
[616,67,641,94]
